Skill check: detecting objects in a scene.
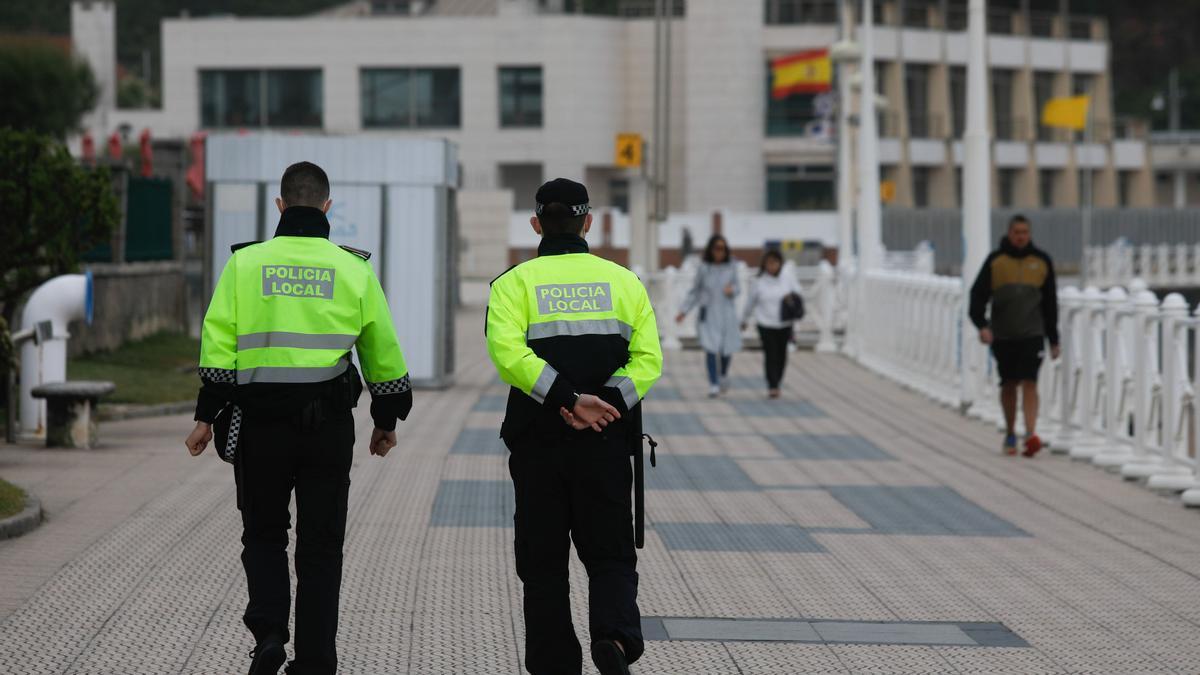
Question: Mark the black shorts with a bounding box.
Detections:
[991,337,1045,384]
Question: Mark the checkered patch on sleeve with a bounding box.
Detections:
[220,405,243,463]
[367,374,411,396]
[199,367,236,384]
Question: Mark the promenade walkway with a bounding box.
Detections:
[2,308,1200,674]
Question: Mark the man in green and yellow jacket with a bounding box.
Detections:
[486,178,663,675]
[184,162,412,675]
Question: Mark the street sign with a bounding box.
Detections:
[880,179,896,203]
[615,133,643,168]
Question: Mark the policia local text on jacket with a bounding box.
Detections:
[486,180,663,675]
[193,203,412,675]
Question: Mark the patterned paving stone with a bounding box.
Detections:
[654,523,827,553]
[643,412,709,435]
[449,427,507,455]
[823,485,1029,537]
[728,399,826,418]
[645,456,761,491]
[4,316,1200,674]
[764,434,892,461]
[429,480,514,527]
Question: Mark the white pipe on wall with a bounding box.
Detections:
[18,272,94,436]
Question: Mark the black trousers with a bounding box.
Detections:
[758,325,792,389]
[507,430,643,675]
[234,409,354,675]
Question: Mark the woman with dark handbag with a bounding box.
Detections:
[740,250,804,399]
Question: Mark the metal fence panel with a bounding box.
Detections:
[882,208,1200,274]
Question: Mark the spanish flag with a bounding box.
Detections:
[1041,95,1090,130]
[771,49,833,99]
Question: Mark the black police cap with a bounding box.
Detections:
[535,178,590,217]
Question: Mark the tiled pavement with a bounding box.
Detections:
[3,310,1200,673]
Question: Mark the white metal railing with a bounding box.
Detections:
[647,258,840,354]
[845,268,1200,507]
[1087,238,1200,288]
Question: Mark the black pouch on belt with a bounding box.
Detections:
[212,403,243,465]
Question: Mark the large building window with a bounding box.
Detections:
[911,166,931,207]
[361,68,461,129]
[499,67,543,128]
[949,65,966,138]
[905,64,931,137]
[766,164,835,211]
[764,0,837,24]
[765,64,823,136]
[1034,71,1057,142]
[998,168,1019,207]
[991,68,1015,140]
[1039,168,1056,207]
[201,69,322,128]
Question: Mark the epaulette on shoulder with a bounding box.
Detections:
[230,240,261,253]
[339,244,372,261]
[490,264,518,286]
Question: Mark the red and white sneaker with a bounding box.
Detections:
[1022,434,1043,458]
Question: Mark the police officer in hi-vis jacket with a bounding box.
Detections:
[184,162,413,675]
[486,178,663,675]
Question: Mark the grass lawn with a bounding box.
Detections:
[0,477,25,519]
[68,332,201,405]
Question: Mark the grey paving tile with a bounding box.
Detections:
[654,522,826,553]
[646,385,684,401]
[643,412,709,435]
[428,480,514,528]
[448,427,507,455]
[812,621,976,646]
[646,456,760,491]
[470,393,508,412]
[661,617,821,642]
[728,399,826,418]
[764,434,893,461]
[824,485,1029,537]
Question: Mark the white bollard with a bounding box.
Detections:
[814,260,838,353]
[1121,291,1168,480]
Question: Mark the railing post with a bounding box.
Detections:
[1092,287,1137,467]
[1051,287,1083,452]
[1068,287,1109,457]
[814,260,838,353]
[1121,291,1165,479]
[1145,293,1195,486]
[660,266,682,351]
[1182,306,1200,505]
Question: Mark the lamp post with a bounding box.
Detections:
[855,0,882,271]
[831,2,861,271]
[960,0,992,410]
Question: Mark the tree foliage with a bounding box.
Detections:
[0,43,97,138]
[0,128,119,331]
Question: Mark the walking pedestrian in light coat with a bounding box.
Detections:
[675,234,742,397]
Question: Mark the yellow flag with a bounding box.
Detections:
[1041,95,1090,130]
[771,49,833,99]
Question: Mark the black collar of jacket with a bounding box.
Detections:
[275,206,331,239]
[998,235,1034,258]
[538,233,589,256]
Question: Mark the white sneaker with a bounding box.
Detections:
[708,384,721,398]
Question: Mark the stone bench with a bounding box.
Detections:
[30,381,116,449]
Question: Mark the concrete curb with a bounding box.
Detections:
[0,492,43,540]
[98,401,194,422]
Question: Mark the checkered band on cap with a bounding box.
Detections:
[368,374,411,396]
[535,202,590,217]
[199,367,235,384]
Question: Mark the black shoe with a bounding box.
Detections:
[591,639,631,675]
[247,638,286,675]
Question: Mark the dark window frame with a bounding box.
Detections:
[766,164,836,211]
[360,66,462,129]
[200,68,323,129]
[499,66,544,128]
